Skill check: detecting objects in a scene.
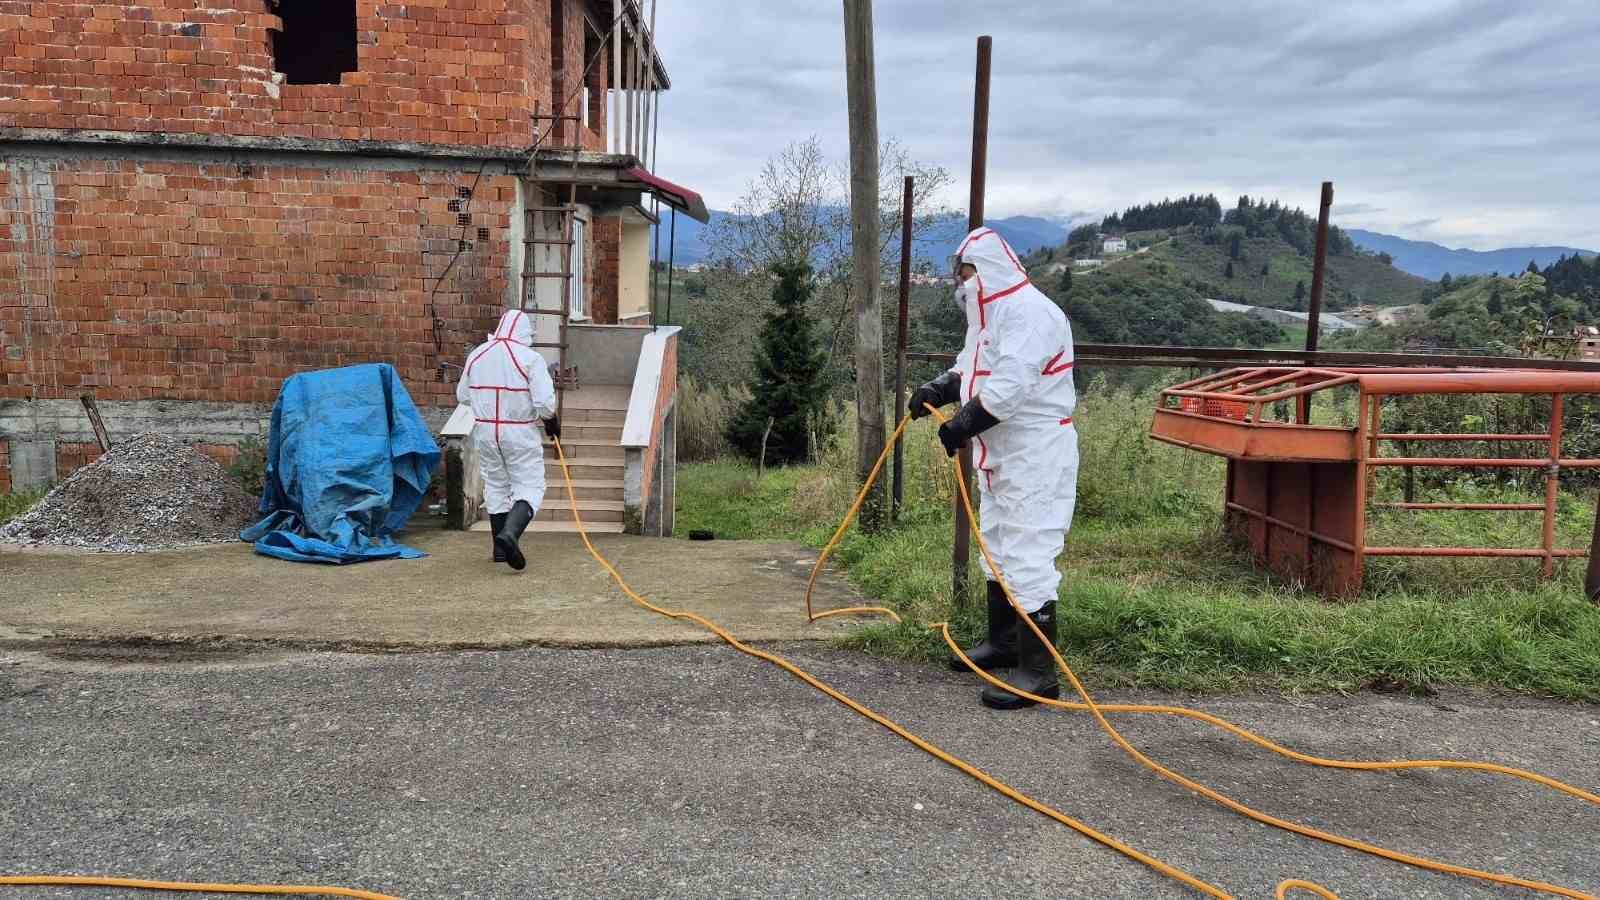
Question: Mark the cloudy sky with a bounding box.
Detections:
[648,0,1600,251]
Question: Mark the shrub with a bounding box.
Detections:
[678,375,749,462]
[228,436,268,499]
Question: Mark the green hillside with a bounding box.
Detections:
[1145,226,1432,309]
[1027,194,1435,317]
[1331,271,1592,354]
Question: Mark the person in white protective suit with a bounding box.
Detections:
[456,309,560,571]
[908,226,1079,709]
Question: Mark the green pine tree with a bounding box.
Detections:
[1487,288,1504,316]
[726,261,831,466]
[1229,233,1243,261]
[1224,260,1235,279]
[1293,280,1306,311]
[1059,267,1073,294]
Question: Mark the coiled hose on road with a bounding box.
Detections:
[5,414,1596,899]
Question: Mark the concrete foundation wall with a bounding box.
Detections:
[566,324,649,386]
[0,396,452,490]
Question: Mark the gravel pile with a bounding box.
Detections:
[0,433,259,553]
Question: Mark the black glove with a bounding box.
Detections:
[543,415,561,441]
[908,371,962,419]
[937,399,1000,457]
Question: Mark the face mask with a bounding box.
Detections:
[953,276,975,308]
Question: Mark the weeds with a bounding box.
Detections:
[0,488,46,525]
[678,382,1600,699]
[227,437,268,498]
[678,375,750,463]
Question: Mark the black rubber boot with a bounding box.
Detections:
[980,601,1061,710]
[489,513,507,562]
[495,501,533,571]
[948,581,1018,672]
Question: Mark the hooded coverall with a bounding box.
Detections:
[456,309,558,518]
[949,227,1079,614]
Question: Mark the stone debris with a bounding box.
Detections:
[0,433,258,553]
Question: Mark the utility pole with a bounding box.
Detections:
[843,0,886,532]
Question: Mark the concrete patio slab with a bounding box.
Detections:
[0,525,874,649]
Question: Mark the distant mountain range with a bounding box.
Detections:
[1346,229,1596,281]
[657,211,1594,286]
[658,210,1071,266]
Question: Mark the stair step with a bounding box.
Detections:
[545,439,624,460]
[545,479,625,502]
[547,460,624,482]
[562,386,632,411]
[560,407,627,426]
[526,520,626,534]
[555,423,624,442]
[470,518,627,535]
[537,500,625,523]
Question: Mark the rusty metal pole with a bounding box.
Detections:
[1543,393,1564,579]
[1586,493,1600,602]
[953,35,991,604]
[892,175,914,521]
[1298,181,1334,423]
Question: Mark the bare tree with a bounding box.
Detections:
[705,137,837,274]
[705,137,958,281]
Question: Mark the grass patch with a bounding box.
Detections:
[674,460,813,540]
[677,384,1600,700]
[0,489,46,525]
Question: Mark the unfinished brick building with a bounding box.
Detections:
[1,0,706,534]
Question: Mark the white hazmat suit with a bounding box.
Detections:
[948,227,1079,614]
[456,309,558,518]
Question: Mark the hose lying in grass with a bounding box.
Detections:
[802,407,1597,899]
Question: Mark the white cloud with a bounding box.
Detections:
[650,0,1600,250]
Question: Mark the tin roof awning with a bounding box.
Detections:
[529,150,709,224]
[619,166,708,224]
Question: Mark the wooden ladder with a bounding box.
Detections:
[524,103,586,419]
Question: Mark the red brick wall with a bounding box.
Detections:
[45,441,240,482]
[0,156,514,410]
[0,439,10,493]
[589,214,620,324]
[0,0,592,150]
[55,441,102,479]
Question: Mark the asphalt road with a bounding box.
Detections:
[2,643,1598,899]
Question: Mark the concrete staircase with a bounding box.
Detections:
[465,385,631,536]
[532,384,629,534]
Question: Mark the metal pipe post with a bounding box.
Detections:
[1298,181,1334,423]
[1587,493,1600,602]
[1544,393,1564,578]
[954,35,991,603]
[1305,181,1333,351]
[611,1,621,154]
[893,175,914,520]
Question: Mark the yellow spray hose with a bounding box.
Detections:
[7,418,1594,899]
[0,875,397,899]
[805,406,1598,899]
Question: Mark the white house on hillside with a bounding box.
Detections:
[1103,237,1128,254]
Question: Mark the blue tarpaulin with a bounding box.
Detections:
[241,363,441,564]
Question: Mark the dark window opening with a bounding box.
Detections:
[270,0,358,86]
